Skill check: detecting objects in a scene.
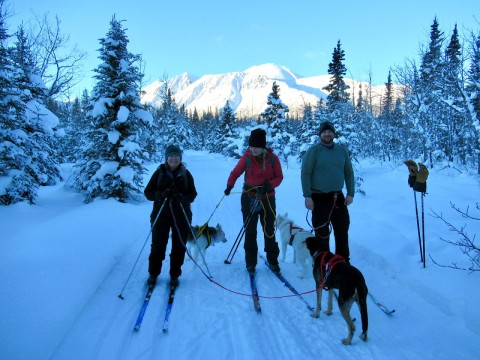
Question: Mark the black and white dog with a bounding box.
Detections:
[305,236,368,345]
[187,224,227,268]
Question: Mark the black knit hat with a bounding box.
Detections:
[248,128,266,148]
[165,144,182,160]
[319,121,335,134]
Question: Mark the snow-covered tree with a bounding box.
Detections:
[210,100,239,156]
[0,14,61,205]
[297,100,324,159]
[153,82,192,156]
[466,31,480,173]
[261,81,291,160]
[71,16,153,203]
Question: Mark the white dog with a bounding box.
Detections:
[276,213,312,278]
[187,224,227,268]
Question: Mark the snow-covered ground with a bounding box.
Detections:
[1,150,479,360]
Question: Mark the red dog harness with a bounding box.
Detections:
[313,251,346,289]
[289,223,306,245]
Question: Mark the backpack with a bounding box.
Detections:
[245,153,275,170]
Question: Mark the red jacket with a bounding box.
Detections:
[227,148,283,195]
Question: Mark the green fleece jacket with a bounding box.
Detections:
[301,142,355,198]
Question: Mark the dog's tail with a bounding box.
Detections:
[356,274,369,335]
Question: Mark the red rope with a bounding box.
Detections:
[207,276,318,299]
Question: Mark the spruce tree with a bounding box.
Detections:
[72,16,153,203]
[212,100,238,156]
[261,81,290,159]
[466,32,480,173]
[0,4,38,204]
[417,17,445,164]
[323,40,350,112]
[1,17,61,205]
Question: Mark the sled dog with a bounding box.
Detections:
[305,236,368,345]
[276,213,312,278]
[187,224,227,267]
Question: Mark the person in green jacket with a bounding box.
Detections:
[301,121,354,262]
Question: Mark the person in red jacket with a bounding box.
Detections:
[224,128,284,274]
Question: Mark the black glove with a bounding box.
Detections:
[171,189,184,203]
[160,188,174,199]
[224,186,233,196]
[261,181,271,195]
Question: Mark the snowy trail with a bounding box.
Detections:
[1,152,480,360]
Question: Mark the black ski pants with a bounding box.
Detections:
[148,201,191,279]
[311,192,350,262]
[241,193,280,270]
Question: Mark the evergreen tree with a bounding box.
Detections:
[323,40,350,112]
[212,100,239,156]
[71,16,153,203]
[0,3,37,204]
[0,16,61,205]
[416,17,445,165]
[466,31,480,173]
[153,82,186,158]
[377,71,399,161]
[261,81,290,160]
[420,17,444,85]
[297,101,323,159]
[441,24,466,163]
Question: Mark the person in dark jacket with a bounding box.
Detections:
[301,121,354,263]
[144,144,197,288]
[224,128,283,274]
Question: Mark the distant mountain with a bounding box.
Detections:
[141,63,389,118]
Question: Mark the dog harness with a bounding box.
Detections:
[289,223,306,245]
[194,224,213,248]
[313,251,346,289]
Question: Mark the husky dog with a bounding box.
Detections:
[187,224,227,267]
[305,236,368,345]
[276,213,312,278]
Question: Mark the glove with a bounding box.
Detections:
[413,163,429,193]
[224,186,233,196]
[171,189,184,203]
[160,188,174,199]
[403,160,418,188]
[261,181,271,195]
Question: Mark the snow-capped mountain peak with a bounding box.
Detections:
[141,63,386,118]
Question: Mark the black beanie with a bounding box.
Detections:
[165,144,182,160]
[319,121,335,134]
[248,128,266,148]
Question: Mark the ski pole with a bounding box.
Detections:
[204,194,225,226]
[421,192,426,268]
[224,196,260,264]
[118,198,168,300]
[171,202,213,280]
[179,203,212,278]
[413,190,424,263]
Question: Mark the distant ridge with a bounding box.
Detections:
[141,63,389,117]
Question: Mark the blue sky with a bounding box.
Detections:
[8,0,480,98]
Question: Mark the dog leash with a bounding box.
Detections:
[306,193,338,237]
